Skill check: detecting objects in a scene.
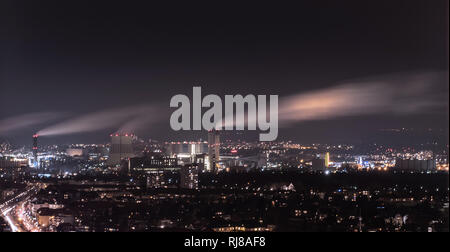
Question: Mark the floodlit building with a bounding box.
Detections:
[166,141,208,156]
[107,134,135,166]
[395,158,436,171]
[66,148,84,157]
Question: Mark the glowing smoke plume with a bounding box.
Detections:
[219,71,447,129]
[0,112,63,135]
[9,71,448,138]
[279,71,447,125]
[37,104,162,136]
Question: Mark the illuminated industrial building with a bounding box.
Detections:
[166,141,208,156]
[107,133,135,166]
[395,158,437,171]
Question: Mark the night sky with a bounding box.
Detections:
[0,1,448,145]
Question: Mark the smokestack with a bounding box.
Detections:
[32,134,38,166]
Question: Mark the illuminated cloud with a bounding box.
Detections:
[217,72,447,130]
[279,71,447,125]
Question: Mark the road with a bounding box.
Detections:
[0,184,43,232]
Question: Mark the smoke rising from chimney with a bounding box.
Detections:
[0,112,63,135]
[37,104,162,136]
[278,71,447,125]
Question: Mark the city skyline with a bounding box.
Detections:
[0,0,449,235]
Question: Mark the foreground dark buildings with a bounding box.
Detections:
[1,171,448,232]
[1,135,449,232]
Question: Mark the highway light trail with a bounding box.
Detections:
[2,208,19,232]
[0,185,42,232]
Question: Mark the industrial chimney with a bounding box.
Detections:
[32,133,38,167]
